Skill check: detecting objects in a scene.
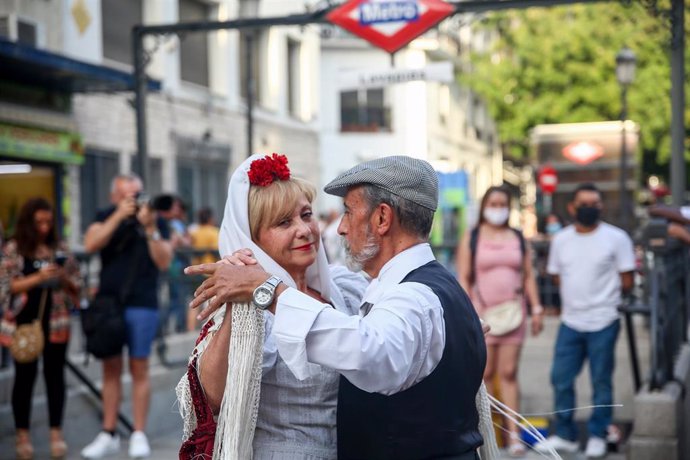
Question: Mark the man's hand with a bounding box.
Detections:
[185,262,270,320]
[480,319,490,336]
[114,196,137,221]
[137,204,157,230]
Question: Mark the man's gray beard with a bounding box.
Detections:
[343,232,380,273]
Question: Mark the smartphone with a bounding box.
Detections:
[55,252,68,266]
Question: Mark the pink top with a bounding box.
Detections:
[471,235,526,345]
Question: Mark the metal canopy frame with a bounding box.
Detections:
[132,0,685,204]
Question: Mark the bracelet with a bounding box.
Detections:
[532,306,545,315]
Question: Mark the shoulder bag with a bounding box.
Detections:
[10,289,47,363]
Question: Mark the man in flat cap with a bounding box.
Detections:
[187,156,487,460]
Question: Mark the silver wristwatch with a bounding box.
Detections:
[252,275,283,310]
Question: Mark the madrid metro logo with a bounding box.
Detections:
[327,0,455,54]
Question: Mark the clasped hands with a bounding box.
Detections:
[184,249,268,321]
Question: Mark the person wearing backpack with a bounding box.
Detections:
[456,185,544,457]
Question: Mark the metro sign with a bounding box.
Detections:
[562,141,604,165]
[327,0,455,54]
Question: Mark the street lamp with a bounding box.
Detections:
[616,46,636,231]
[241,0,260,158]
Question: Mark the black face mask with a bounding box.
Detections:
[575,206,600,227]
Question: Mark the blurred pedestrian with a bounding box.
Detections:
[0,217,10,369]
[456,185,544,457]
[544,212,565,238]
[535,183,635,457]
[154,194,192,334]
[0,198,80,459]
[81,174,172,459]
[189,207,219,266]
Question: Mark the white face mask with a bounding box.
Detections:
[483,207,510,226]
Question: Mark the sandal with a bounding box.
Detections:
[508,434,527,458]
[15,429,34,460]
[508,441,526,457]
[49,429,68,458]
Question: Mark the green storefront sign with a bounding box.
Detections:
[0,123,84,165]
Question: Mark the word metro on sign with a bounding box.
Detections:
[327,0,455,54]
[359,1,419,25]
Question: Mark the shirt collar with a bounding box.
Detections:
[361,243,434,305]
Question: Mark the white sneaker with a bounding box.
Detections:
[81,432,120,458]
[129,431,151,458]
[534,435,579,453]
[585,436,607,458]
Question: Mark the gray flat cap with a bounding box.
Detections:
[324,155,438,211]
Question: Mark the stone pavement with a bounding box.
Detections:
[1,315,648,459]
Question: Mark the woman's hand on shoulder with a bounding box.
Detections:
[219,249,257,266]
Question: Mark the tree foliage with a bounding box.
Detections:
[463,1,689,169]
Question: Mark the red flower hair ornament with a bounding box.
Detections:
[247,153,291,186]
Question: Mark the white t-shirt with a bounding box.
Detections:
[547,222,635,332]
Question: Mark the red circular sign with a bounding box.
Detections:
[538,166,558,195]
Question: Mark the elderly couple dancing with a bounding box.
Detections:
[177,154,492,460]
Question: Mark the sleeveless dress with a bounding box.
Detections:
[472,237,526,345]
[179,265,367,460]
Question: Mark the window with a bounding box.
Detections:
[79,150,119,233]
[130,157,163,196]
[287,39,300,116]
[17,20,37,47]
[239,30,261,102]
[176,136,230,221]
[177,159,228,223]
[179,0,210,86]
[340,88,392,132]
[102,0,142,65]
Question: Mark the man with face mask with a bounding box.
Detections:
[535,183,635,458]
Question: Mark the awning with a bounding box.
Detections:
[0,38,161,93]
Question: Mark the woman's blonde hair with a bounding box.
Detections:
[248,177,316,240]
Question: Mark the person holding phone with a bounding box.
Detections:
[0,198,81,459]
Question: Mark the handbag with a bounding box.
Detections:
[10,289,47,363]
[482,299,524,336]
[81,235,144,359]
[81,295,127,359]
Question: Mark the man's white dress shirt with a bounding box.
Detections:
[273,243,447,395]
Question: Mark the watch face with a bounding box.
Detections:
[254,287,273,306]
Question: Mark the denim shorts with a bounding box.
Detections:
[124,307,159,359]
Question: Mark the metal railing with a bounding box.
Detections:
[620,219,690,391]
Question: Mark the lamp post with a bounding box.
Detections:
[241,0,260,158]
[616,47,636,232]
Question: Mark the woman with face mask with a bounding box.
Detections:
[456,185,544,457]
